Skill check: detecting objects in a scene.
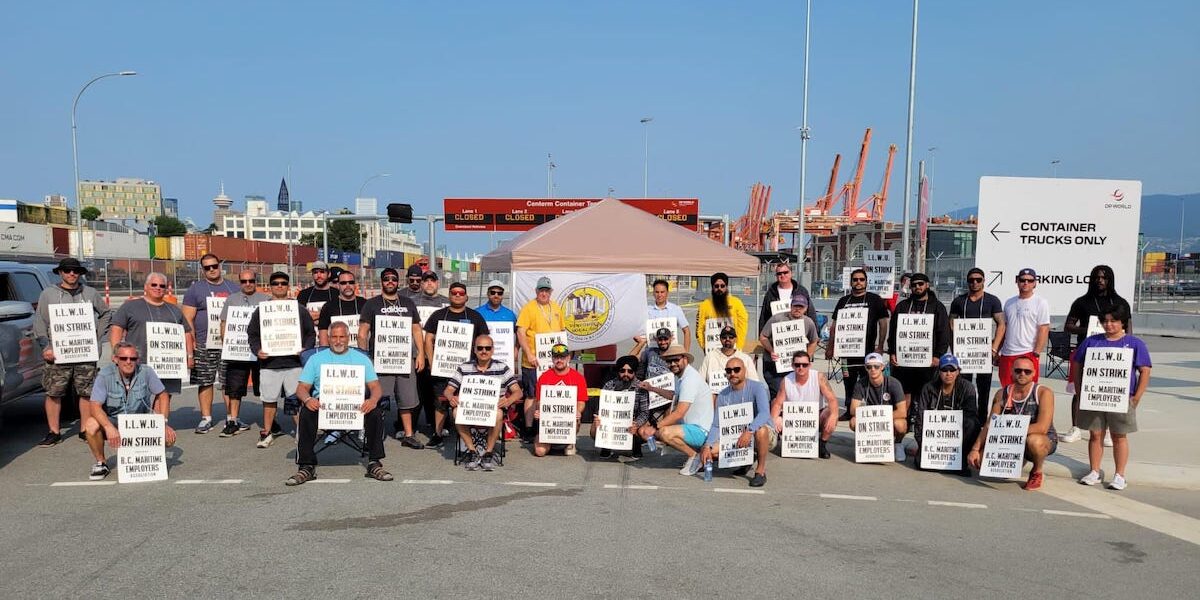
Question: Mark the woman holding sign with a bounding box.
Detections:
[1069,305,1151,490]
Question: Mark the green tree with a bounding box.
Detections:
[153,215,187,236]
[298,212,361,252]
[81,206,101,221]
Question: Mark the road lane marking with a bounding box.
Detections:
[1043,479,1200,545]
[928,500,988,509]
[505,481,558,487]
[309,479,352,484]
[51,481,116,487]
[819,493,877,501]
[1043,509,1112,519]
[401,479,455,485]
[714,488,765,495]
[604,484,659,490]
[176,479,244,484]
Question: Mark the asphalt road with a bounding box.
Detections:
[1,386,1198,599]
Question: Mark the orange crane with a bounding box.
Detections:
[859,143,896,222]
[733,182,772,250]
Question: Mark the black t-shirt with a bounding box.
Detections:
[1066,294,1131,346]
[359,294,421,354]
[317,296,368,330]
[832,292,890,353]
[423,306,490,341]
[297,286,339,307]
[949,292,1003,321]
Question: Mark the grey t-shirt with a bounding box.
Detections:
[182,279,239,347]
[111,299,192,364]
[761,313,818,375]
[219,291,272,322]
[852,374,905,407]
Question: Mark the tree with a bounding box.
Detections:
[204,222,218,234]
[153,215,187,237]
[81,206,101,221]
[298,217,361,253]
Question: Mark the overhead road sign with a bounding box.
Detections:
[443,198,699,232]
[976,177,1140,314]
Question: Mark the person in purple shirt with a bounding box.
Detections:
[1069,304,1151,491]
[698,357,776,487]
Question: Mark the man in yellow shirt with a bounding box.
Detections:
[696,272,748,352]
[516,276,565,442]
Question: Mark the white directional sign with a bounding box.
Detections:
[976,177,1141,315]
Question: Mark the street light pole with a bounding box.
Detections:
[1050,159,1061,178]
[900,0,919,274]
[337,173,391,262]
[926,146,937,214]
[72,70,137,261]
[795,0,812,278]
[640,117,653,198]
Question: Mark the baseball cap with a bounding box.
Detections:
[790,295,808,307]
[381,267,399,279]
[718,325,737,338]
[865,352,885,366]
[310,261,329,271]
[536,276,553,290]
[654,327,672,340]
[486,279,505,291]
[909,272,930,283]
[1018,268,1037,278]
[406,264,424,278]
[449,282,467,292]
[422,271,439,281]
[938,353,960,370]
[550,343,570,357]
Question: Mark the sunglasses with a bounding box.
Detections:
[339,280,355,285]
[382,276,400,282]
[851,277,866,282]
[116,356,139,362]
[865,364,883,370]
[724,366,742,374]
[1018,278,1035,284]
[712,284,727,290]
[1012,367,1034,375]
[775,271,790,276]
[148,283,167,289]
[239,278,257,283]
[967,277,984,283]
[552,353,569,358]
[270,281,289,287]
[488,289,504,295]
[793,362,811,368]
[940,367,958,373]
[202,264,220,271]
[418,262,429,266]
[449,290,466,297]
[666,357,683,363]
[475,345,493,351]
[618,367,635,373]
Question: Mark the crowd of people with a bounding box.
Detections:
[29,256,1151,491]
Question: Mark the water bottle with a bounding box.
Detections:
[703,460,713,482]
[646,435,658,453]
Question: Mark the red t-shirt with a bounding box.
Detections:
[536,368,588,407]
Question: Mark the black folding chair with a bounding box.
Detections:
[453,424,507,465]
[1044,331,1073,379]
[283,346,389,459]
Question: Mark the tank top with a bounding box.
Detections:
[1001,384,1057,438]
[783,372,825,410]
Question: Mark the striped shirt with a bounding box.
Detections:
[447,359,519,393]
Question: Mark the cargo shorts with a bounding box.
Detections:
[42,362,100,399]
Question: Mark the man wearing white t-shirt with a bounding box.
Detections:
[640,279,693,354]
[996,268,1051,388]
[646,344,712,476]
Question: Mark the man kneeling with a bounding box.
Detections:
[698,357,776,487]
[83,342,177,480]
[446,335,523,471]
[288,322,388,485]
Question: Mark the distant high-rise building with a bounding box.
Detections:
[289,200,303,213]
[78,178,162,222]
[162,198,179,218]
[276,178,290,212]
[211,183,234,231]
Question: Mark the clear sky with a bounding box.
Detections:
[3,1,1197,254]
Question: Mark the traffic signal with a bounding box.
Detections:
[387,203,413,224]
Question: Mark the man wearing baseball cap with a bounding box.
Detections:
[401,264,424,299]
[913,353,979,474]
[531,342,587,457]
[477,279,516,325]
[886,272,951,418]
[628,326,673,382]
[759,295,819,399]
[412,270,449,435]
[949,267,1006,424]
[298,261,337,323]
[996,268,1050,388]
[516,275,565,442]
[698,324,760,402]
[848,352,909,462]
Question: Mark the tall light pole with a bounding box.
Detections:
[899,0,919,274]
[547,154,556,198]
[1050,159,1061,178]
[640,117,653,198]
[339,173,391,263]
[926,146,937,215]
[73,70,137,261]
[795,0,812,278]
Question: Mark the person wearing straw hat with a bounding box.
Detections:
[648,344,714,476]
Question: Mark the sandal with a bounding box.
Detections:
[285,468,316,486]
[365,461,394,481]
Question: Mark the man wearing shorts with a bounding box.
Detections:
[423,282,489,449]
[997,268,1050,388]
[698,357,776,487]
[217,270,270,436]
[181,253,238,433]
[968,356,1057,491]
[247,271,316,448]
[647,344,713,475]
[81,341,176,480]
[110,273,193,400]
[358,267,426,449]
[33,257,111,447]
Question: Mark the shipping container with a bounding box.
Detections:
[294,244,317,264]
[209,235,253,263]
[0,221,55,256]
[72,230,151,260]
[51,225,71,255]
[184,233,210,261]
[254,240,287,264]
[153,236,171,259]
[170,236,186,260]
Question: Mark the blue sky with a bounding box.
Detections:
[3,1,1197,253]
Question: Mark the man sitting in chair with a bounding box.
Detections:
[446,334,523,472]
[287,322,388,485]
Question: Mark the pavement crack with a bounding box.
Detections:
[287,487,581,531]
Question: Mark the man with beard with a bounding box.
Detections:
[698,325,760,401]
[181,253,238,434]
[949,267,1006,423]
[826,268,890,420]
[318,270,368,347]
[247,272,317,448]
[401,264,424,299]
[628,326,673,382]
[759,261,816,333]
[695,272,749,353]
[886,273,951,423]
[759,295,819,399]
[698,357,775,487]
[591,355,651,460]
[648,344,713,475]
[423,282,489,449]
[358,267,426,448]
[297,261,338,324]
[1061,264,1132,444]
[413,270,450,434]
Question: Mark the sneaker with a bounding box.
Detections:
[219,421,240,437]
[818,440,831,459]
[1023,470,1044,491]
[256,430,278,448]
[1079,470,1103,486]
[1103,431,1113,447]
[463,450,481,471]
[1060,426,1082,443]
[89,462,110,481]
[749,472,766,487]
[599,448,613,459]
[894,442,906,462]
[1108,474,1127,490]
[679,455,701,476]
[480,452,497,471]
[195,418,214,434]
[37,431,62,448]
[400,435,425,450]
[236,420,251,432]
[564,444,577,456]
[78,431,86,441]
[427,434,444,449]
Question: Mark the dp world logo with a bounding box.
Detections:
[1105,189,1131,210]
[559,282,615,343]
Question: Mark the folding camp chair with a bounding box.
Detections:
[453,426,507,465]
[1043,331,1073,379]
[283,346,389,460]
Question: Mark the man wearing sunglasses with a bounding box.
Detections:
[770,350,837,459]
[759,261,816,333]
[80,341,176,480]
[649,344,713,475]
[699,357,775,487]
[217,270,271,436]
[247,272,317,448]
[358,267,426,448]
[698,325,760,400]
[695,272,748,353]
[997,267,1050,388]
[33,257,112,447]
[760,295,819,399]
[414,270,451,435]
[297,261,337,323]
[445,334,522,471]
[423,281,489,449]
[848,352,909,462]
[181,253,238,434]
[593,355,651,460]
[827,267,891,420]
[531,343,588,457]
[968,356,1057,491]
[886,272,951,419]
[516,276,565,440]
[913,354,979,475]
[949,267,1006,423]
[317,271,367,347]
[401,264,424,299]
[111,272,194,400]
[477,279,517,325]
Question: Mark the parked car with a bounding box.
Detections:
[0,261,56,428]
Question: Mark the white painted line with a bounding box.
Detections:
[401,479,455,485]
[714,488,765,495]
[1042,479,1200,546]
[894,499,917,503]
[1043,509,1112,519]
[603,484,659,490]
[309,479,352,484]
[176,479,244,484]
[819,493,877,501]
[51,481,116,487]
[928,500,988,509]
[505,481,558,487]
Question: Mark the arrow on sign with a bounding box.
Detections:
[989,223,1011,242]
[989,271,1004,286]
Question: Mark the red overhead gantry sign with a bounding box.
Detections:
[443,198,700,232]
